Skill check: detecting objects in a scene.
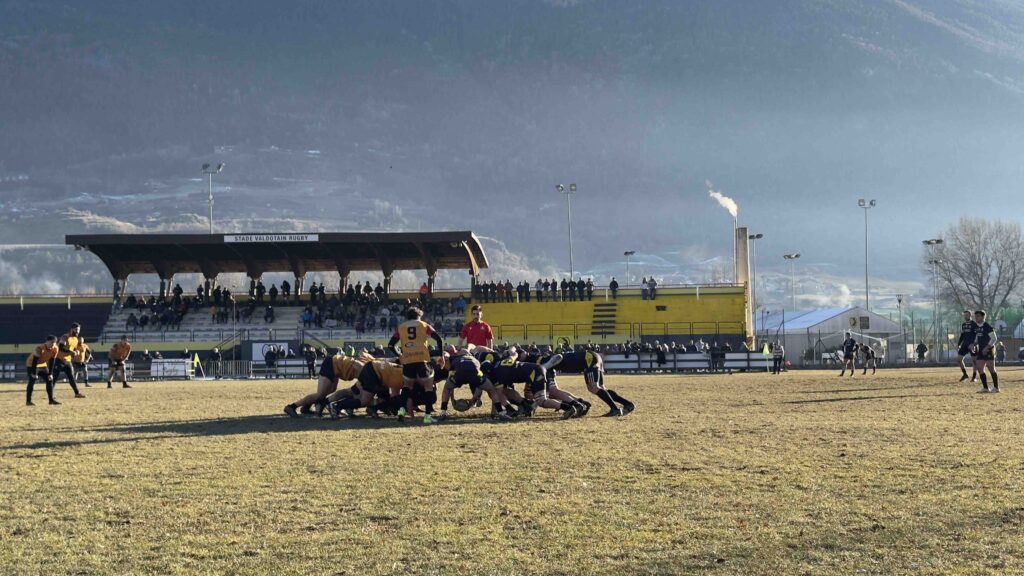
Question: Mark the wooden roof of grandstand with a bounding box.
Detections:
[66,232,489,280]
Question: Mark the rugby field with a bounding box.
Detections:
[1,368,1022,575]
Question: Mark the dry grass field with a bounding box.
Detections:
[1,367,1023,575]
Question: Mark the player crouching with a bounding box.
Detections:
[25,336,60,406]
[284,352,362,417]
[488,350,584,419]
[544,349,633,417]
[437,346,514,421]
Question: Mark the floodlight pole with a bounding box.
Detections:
[557,183,577,279]
[858,198,876,312]
[748,233,763,331]
[784,253,801,311]
[202,163,224,234]
[896,293,905,364]
[923,238,944,360]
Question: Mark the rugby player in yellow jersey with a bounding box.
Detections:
[387,307,444,423]
[73,339,93,387]
[326,353,407,419]
[25,335,60,406]
[53,323,85,398]
[284,352,363,418]
[106,335,133,388]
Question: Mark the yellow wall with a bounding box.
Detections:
[472,287,747,344]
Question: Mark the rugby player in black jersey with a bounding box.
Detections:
[436,346,512,421]
[539,348,635,417]
[838,333,858,377]
[858,343,877,376]
[955,310,978,383]
[487,351,582,419]
[972,310,999,393]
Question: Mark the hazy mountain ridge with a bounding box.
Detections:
[2,0,1024,302]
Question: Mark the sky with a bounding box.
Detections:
[2,0,1024,314]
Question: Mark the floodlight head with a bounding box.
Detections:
[748,233,763,240]
[202,163,210,171]
[869,199,876,207]
[556,184,565,193]
[624,250,635,256]
[216,163,225,173]
[569,183,577,192]
[858,198,865,207]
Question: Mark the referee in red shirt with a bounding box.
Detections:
[459,305,494,348]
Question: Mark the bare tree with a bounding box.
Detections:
[922,218,1024,316]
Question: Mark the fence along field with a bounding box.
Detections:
[2,368,1022,575]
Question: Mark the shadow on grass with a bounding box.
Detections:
[784,392,959,405]
[2,412,538,451]
[799,382,950,394]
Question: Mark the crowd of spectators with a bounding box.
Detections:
[473,278,598,303]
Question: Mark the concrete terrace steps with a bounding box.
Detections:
[591,302,618,336]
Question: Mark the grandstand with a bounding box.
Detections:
[0,231,752,376]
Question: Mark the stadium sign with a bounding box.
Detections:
[224,234,319,243]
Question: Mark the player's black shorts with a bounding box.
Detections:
[319,359,335,380]
[843,352,854,361]
[453,364,485,391]
[357,363,387,396]
[402,362,433,379]
[957,344,973,357]
[26,366,49,378]
[975,347,994,361]
[109,359,126,369]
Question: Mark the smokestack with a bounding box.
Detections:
[735,226,752,342]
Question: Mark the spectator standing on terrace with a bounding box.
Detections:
[561,278,569,301]
[609,277,619,299]
[196,285,204,305]
[256,280,266,304]
[269,284,278,306]
[648,277,658,300]
[309,282,319,306]
[586,278,595,301]
[535,279,544,302]
[281,280,291,304]
[264,306,275,324]
[577,278,587,301]
[320,283,328,302]
[126,313,138,331]
[375,282,385,301]
[641,277,649,300]
[494,281,504,303]
[419,282,429,303]
[249,278,256,299]
[503,280,513,303]
[459,305,494,348]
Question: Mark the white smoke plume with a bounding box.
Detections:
[706,180,738,219]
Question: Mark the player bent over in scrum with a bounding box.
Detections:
[327,354,405,418]
[284,353,362,417]
[545,349,634,417]
[25,336,60,406]
[438,347,513,421]
[488,355,583,419]
[972,310,999,393]
[388,307,444,424]
[106,335,133,388]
